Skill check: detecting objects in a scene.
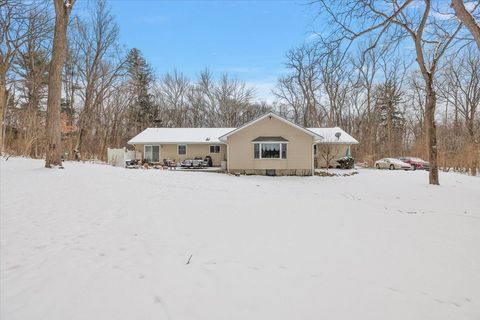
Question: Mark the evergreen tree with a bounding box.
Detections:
[374,80,405,157]
[125,48,156,133]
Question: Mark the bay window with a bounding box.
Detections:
[253,143,287,159]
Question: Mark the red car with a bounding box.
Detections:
[398,157,430,170]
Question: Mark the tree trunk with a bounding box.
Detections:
[45,0,74,167]
[24,87,40,157]
[0,68,7,155]
[451,0,480,50]
[471,144,478,176]
[467,119,478,176]
[425,79,440,185]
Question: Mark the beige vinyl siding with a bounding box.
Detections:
[227,116,314,171]
[133,143,226,166]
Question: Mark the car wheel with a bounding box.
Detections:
[376,164,380,169]
[389,164,395,170]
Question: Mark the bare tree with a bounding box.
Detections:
[0,0,36,154]
[438,47,480,175]
[73,0,122,158]
[318,142,340,169]
[319,45,351,127]
[315,0,473,184]
[45,0,75,167]
[274,75,306,125]
[13,7,52,157]
[350,42,389,163]
[215,73,255,127]
[156,70,190,127]
[451,0,480,49]
[274,44,321,127]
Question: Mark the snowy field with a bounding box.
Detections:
[1,158,479,320]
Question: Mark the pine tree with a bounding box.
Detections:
[375,80,405,157]
[125,48,156,133]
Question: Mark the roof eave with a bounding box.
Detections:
[127,141,226,145]
[218,112,323,140]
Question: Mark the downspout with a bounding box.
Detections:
[226,141,230,173]
[311,141,315,176]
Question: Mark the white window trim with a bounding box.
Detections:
[177,144,187,155]
[252,142,288,160]
[209,145,221,154]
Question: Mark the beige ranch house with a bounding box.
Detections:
[128,112,359,176]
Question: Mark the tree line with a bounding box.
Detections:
[1,0,270,161]
[1,0,479,183]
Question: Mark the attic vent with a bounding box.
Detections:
[335,132,341,139]
[206,137,210,141]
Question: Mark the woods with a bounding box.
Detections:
[0,0,478,181]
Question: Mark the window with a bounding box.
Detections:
[253,143,287,159]
[178,144,187,155]
[262,143,280,158]
[144,145,160,163]
[314,144,317,156]
[209,145,221,153]
[281,143,287,159]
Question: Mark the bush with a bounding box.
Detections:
[336,156,355,169]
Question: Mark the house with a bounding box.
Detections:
[127,112,359,176]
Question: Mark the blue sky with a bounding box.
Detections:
[85,0,317,102]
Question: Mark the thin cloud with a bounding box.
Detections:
[306,32,320,42]
[246,79,278,103]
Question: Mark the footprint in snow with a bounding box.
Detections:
[5,265,21,271]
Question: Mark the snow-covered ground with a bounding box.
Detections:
[1,158,479,320]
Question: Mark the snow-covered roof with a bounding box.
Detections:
[128,128,235,144]
[307,127,359,144]
[128,125,358,145]
[219,112,323,142]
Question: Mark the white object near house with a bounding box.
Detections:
[107,148,138,167]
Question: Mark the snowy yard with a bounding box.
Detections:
[1,158,479,320]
